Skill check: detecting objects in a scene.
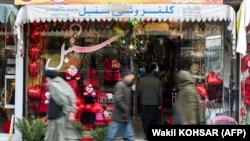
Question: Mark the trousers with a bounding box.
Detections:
[104,121,135,141]
[140,105,159,139]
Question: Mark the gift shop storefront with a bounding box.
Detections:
[236,0,250,125]
[0,3,18,138]
[12,0,237,139]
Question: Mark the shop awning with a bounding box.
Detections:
[14,4,236,56]
[236,0,250,55]
[0,4,18,26]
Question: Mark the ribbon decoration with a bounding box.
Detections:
[45,36,117,71]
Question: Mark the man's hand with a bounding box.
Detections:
[68,112,75,121]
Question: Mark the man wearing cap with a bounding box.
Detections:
[44,69,81,141]
[105,70,135,141]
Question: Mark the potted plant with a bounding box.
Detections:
[15,117,47,141]
[71,120,86,139]
[90,126,108,141]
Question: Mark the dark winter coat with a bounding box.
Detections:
[137,73,162,106]
[112,80,132,122]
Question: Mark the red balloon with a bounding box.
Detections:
[206,71,222,85]
[91,102,104,113]
[74,104,85,120]
[85,104,93,112]
[28,85,42,100]
[241,55,250,73]
[196,83,208,100]
[75,96,84,107]
[29,61,40,77]
[30,30,41,44]
[29,45,41,60]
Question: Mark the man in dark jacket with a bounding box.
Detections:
[105,70,135,141]
[137,64,162,140]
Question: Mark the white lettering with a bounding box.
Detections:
[178,129,219,136]
[152,129,161,136]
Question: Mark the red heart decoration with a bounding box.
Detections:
[29,61,40,77]
[206,71,222,85]
[28,85,42,100]
[196,83,208,100]
[29,45,41,60]
[30,30,41,44]
[91,102,104,113]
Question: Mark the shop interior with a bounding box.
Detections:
[0,19,228,132]
[0,20,16,133]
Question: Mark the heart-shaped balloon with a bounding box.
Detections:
[196,83,207,100]
[30,30,41,44]
[206,71,222,85]
[91,102,104,113]
[28,85,42,100]
[29,61,40,77]
[29,45,41,60]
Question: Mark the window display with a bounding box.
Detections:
[22,20,226,128]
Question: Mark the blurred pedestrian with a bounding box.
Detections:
[175,70,204,125]
[137,64,162,140]
[44,69,82,141]
[104,70,135,141]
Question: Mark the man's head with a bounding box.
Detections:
[44,69,58,79]
[121,70,135,85]
[146,64,156,73]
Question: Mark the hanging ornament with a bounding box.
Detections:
[30,29,41,44]
[206,71,222,85]
[29,61,40,77]
[128,19,139,26]
[206,71,223,103]
[28,85,42,100]
[29,45,41,60]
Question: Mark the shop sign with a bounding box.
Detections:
[14,0,223,5]
[15,4,210,21]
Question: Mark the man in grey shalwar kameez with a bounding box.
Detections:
[44,69,82,141]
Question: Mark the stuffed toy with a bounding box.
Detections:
[83,84,97,97]
[36,77,49,113]
[65,65,81,81]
